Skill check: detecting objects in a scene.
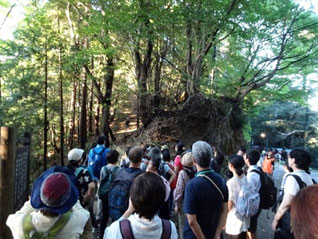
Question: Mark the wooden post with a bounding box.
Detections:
[0,127,16,239]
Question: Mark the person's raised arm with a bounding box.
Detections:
[123,198,135,219]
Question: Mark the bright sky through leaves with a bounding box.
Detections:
[1,0,318,110]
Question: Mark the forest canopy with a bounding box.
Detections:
[0,0,317,168]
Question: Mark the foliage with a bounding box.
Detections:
[250,101,318,156]
[0,0,318,165]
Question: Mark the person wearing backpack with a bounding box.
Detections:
[225,155,255,239]
[147,157,172,220]
[244,149,262,239]
[108,147,144,221]
[67,148,98,228]
[6,166,92,239]
[88,135,110,226]
[104,172,178,239]
[147,147,176,184]
[88,135,110,180]
[183,141,228,239]
[272,149,314,239]
[120,146,132,168]
[99,150,120,238]
[174,152,195,239]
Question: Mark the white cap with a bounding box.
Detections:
[68,148,84,161]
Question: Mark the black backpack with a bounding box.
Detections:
[251,167,277,209]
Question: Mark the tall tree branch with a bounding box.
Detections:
[0,3,16,31]
[84,64,105,101]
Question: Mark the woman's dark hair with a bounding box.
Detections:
[289,148,312,172]
[175,141,185,156]
[150,158,161,170]
[162,150,171,162]
[214,151,225,165]
[107,150,119,164]
[130,172,165,220]
[228,155,245,176]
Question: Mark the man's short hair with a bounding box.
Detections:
[128,147,143,164]
[192,141,212,168]
[96,135,106,145]
[289,148,312,171]
[246,149,260,165]
[107,150,119,164]
[130,172,165,220]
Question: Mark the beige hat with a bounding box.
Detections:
[161,145,169,151]
[68,148,84,161]
[181,152,193,167]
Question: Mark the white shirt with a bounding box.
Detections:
[104,214,178,239]
[284,170,313,196]
[225,175,250,235]
[6,201,90,239]
[246,165,261,193]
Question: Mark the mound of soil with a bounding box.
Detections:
[118,94,245,154]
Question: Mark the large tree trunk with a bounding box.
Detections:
[95,101,100,136]
[0,76,2,103]
[69,79,77,149]
[153,42,168,115]
[58,18,64,166]
[101,57,116,147]
[134,38,153,128]
[43,42,48,171]
[88,78,94,134]
[77,78,81,145]
[79,76,88,148]
[84,56,116,144]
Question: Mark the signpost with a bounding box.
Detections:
[0,127,16,239]
[0,128,31,239]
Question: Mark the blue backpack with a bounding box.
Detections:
[88,147,107,179]
[108,168,143,221]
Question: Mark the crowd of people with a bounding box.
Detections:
[6,135,318,239]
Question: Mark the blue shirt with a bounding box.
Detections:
[183,170,228,239]
[88,145,110,180]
